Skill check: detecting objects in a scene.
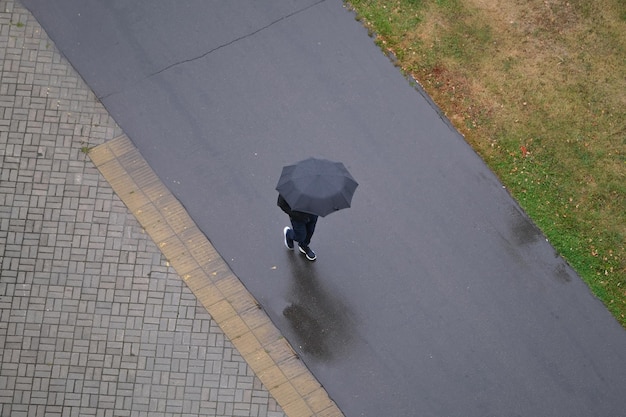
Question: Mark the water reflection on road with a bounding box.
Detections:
[283,254,354,362]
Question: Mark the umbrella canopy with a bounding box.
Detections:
[276,157,358,217]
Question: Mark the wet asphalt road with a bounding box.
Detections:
[21,0,626,415]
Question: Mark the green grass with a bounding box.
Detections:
[347,0,626,327]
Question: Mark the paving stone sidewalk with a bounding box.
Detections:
[0,1,286,416]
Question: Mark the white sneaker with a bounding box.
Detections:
[298,245,316,261]
[283,227,294,250]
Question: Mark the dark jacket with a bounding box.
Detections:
[277,194,314,222]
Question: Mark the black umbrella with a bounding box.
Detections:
[276,157,358,217]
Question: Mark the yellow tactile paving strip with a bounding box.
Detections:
[89,135,344,417]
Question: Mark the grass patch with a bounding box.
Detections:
[347,0,626,327]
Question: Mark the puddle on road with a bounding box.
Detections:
[509,207,543,246]
[553,262,573,283]
[282,255,354,362]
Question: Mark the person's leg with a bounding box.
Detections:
[302,216,318,247]
[289,219,308,246]
[288,217,317,261]
[297,216,318,260]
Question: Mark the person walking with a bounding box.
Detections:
[277,194,318,261]
[276,158,358,261]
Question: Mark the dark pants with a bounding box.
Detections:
[288,216,318,248]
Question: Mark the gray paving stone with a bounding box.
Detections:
[0,1,286,416]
